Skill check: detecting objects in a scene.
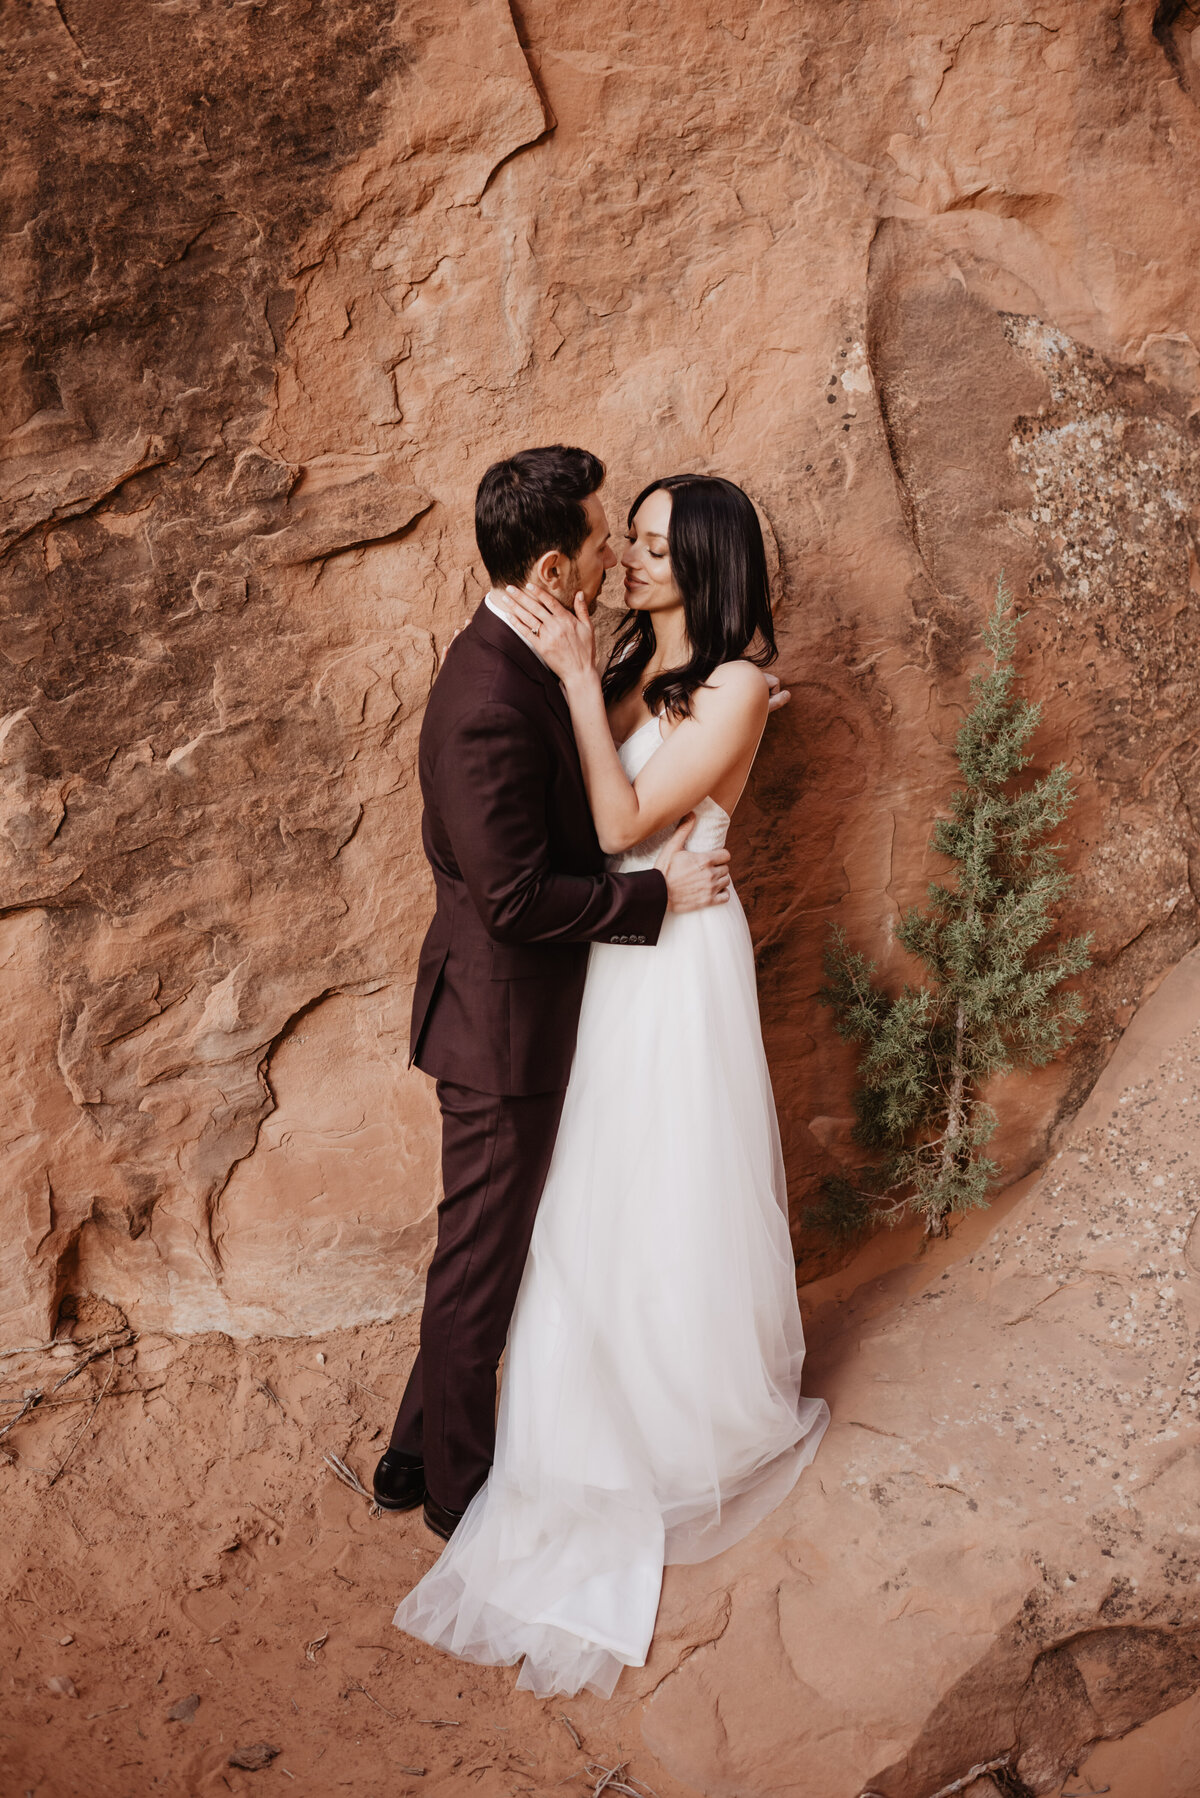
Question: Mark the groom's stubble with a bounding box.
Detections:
[540,554,603,617]
[575,555,606,615]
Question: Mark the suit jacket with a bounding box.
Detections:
[409,599,669,1096]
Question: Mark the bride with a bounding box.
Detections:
[392,473,828,1698]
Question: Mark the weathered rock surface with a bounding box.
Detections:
[2,0,1200,1338]
[2,938,1196,1798]
[630,944,1200,1795]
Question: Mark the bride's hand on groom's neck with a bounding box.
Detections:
[497,582,597,690]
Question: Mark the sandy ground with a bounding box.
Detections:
[0,1301,701,1798]
[3,1263,1195,1798]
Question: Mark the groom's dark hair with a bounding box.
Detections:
[475,445,605,588]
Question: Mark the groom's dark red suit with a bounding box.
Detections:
[390,599,668,1511]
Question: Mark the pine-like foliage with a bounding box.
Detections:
[818,577,1093,1237]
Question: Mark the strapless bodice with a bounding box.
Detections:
[607,714,730,874]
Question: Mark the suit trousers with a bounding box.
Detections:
[389,1078,567,1512]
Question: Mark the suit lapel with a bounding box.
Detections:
[465,599,601,858]
[470,599,575,737]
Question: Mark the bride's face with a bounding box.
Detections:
[621,489,681,617]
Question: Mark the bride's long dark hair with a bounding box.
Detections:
[600,474,777,721]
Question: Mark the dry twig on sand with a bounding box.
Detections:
[580,1762,658,1798]
[322,1450,382,1515]
[47,1347,117,1486]
[558,1714,583,1749]
[0,1327,136,1455]
[0,1381,162,1414]
[51,1328,136,1392]
[344,1680,398,1720]
[0,1326,132,1377]
[0,1389,43,1440]
[345,1374,388,1403]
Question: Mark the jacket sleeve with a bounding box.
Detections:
[436,701,668,947]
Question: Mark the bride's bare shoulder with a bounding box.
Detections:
[695,660,771,718]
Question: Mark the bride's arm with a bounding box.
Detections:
[496,587,770,855]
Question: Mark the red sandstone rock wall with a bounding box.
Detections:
[2,0,1199,1343]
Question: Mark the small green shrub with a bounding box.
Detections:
[818,577,1093,1237]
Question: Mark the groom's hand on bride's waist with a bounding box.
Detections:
[655,815,732,913]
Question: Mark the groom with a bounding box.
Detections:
[375,445,732,1538]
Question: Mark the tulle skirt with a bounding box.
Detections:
[393,884,829,1697]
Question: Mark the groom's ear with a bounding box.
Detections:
[529,548,565,597]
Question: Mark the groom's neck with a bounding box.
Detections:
[484,589,551,669]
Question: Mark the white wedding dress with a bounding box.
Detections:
[393,715,829,1697]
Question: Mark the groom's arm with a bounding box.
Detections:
[436,702,668,947]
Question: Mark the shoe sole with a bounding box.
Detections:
[423,1509,459,1541]
[373,1488,426,1512]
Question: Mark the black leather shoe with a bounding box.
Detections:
[373,1448,426,1512]
[423,1493,465,1541]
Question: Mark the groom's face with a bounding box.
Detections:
[534,492,617,612]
